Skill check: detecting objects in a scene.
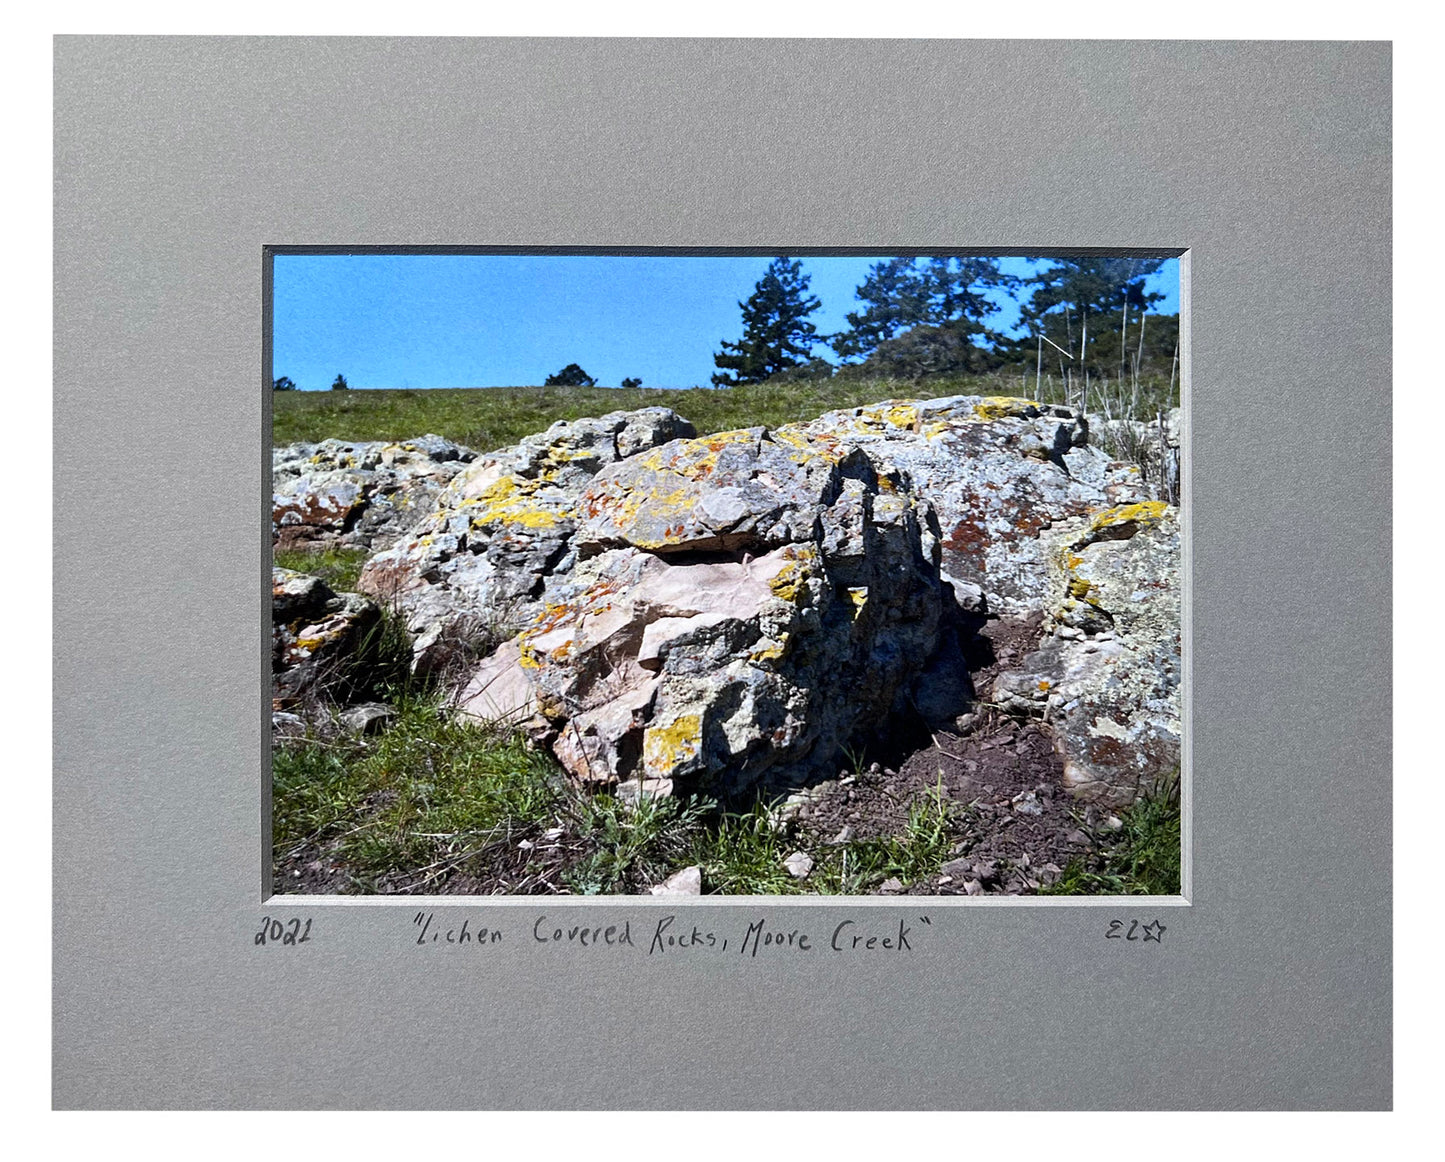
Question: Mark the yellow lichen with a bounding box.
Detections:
[971,396,1037,421]
[643,714,702,776]
[748,633,789,663]
[847,586,869,617]
[468,475,571,531]
[1085,500,1169,536]
[767,545,819,603]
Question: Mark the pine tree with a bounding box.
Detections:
[830,256,1015,363]
[544,363,596,387]
[711,257,822,386]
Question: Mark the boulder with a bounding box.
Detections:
[779,397,1152,616]
[271,566,382,707]
[355,408,696,672]
[992,502,1181,806]
[272,434,476,553]
[458,421,944,796]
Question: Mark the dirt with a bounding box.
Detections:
[790,613,1103,895]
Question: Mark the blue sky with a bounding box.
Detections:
[272,254,1179,391]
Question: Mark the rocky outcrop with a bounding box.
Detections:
[355,408,695,671]
[277,396,1180,806]
[778,397,1152,616]
[992,502,1181,806]
[272,567,381,707]
[458,421,944,796]
[272,434,476,553]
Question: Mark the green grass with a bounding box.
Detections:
[273,545,370,592]
[271,374,1175,451]
[274,701,969,896]
[1041,772,1182,896]
[273,694,573,892]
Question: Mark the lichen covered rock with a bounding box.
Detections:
[355,408,696,671]
[272,434,476,552]
[461,422,945,796]
[780,397,1152,616]
[271,566,382,707]
[992,502,1181,806]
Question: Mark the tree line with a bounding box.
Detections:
[709,255,1179,391]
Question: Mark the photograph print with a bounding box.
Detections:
[270,251,1183,898]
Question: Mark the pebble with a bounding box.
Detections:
[1065,829,1090,846]
[941,857,972,879]
[542,827,564,841]
[963,879,984,896]
[650,865,703,896]
[1104,815,1124,831]
[869,762,882,775]
[783,851,814,879]
[1013,792,1045,816]
[827,826,855,845]
[878,877,904,894]
[517,839,534,851]
[937,875,953,885]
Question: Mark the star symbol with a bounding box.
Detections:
[1141,920,1166,943]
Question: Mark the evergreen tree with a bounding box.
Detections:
[830,256,1015,363]
[273,376,296,391]
[330,373,349,391]
[544,363,596,387]
[711,257,822,386]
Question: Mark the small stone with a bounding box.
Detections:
[541,827,564,842]
[615,777,675,805]
[954,712,978,734]
[1013,792,1044,816]
[339,702,397,735]
[518,839,534,851]
[883,768,897,778]
[941,857,972,879]
[937,875,953,885]
[869,762,882,775]
[827,826,855,845]
[878,877,904,894]
[1104,815,1124,831]
[963,879,984,896]
[650,865,703,896]
[783,851,814,879]
[839,775,856,786]
[973,859,999,883]
[1065,829,1090,846]
[1017,852,1031,869]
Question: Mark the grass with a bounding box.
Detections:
[273,545,369,592]
[273,693,573,893]
[273,697,968,896]
[1041,772,1182,896]
[272,374,1180,451]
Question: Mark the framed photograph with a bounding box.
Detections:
[54,37,1391,1109]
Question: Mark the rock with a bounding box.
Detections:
[973,859,999,883]
[963,879,984,896]
[1013,791,1044,816]
[271,711,307,741]
[992,502,1180,806]
[878,877,904,894]
[272,435,476,552]
[1104,814,1124,831]
[271,567,383,707]
[940,857,972,880]
[783,851,814,879]
[650,865,703,896]
[827,826,855,845]
[454,419,944,796]
[780,397,1151,616]
[1065,829,1090,846]
[339,702,397,735]
[354,409,696,671]
[347,396,1178,808]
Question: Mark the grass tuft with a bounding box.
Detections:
[1041,771,1182,896]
